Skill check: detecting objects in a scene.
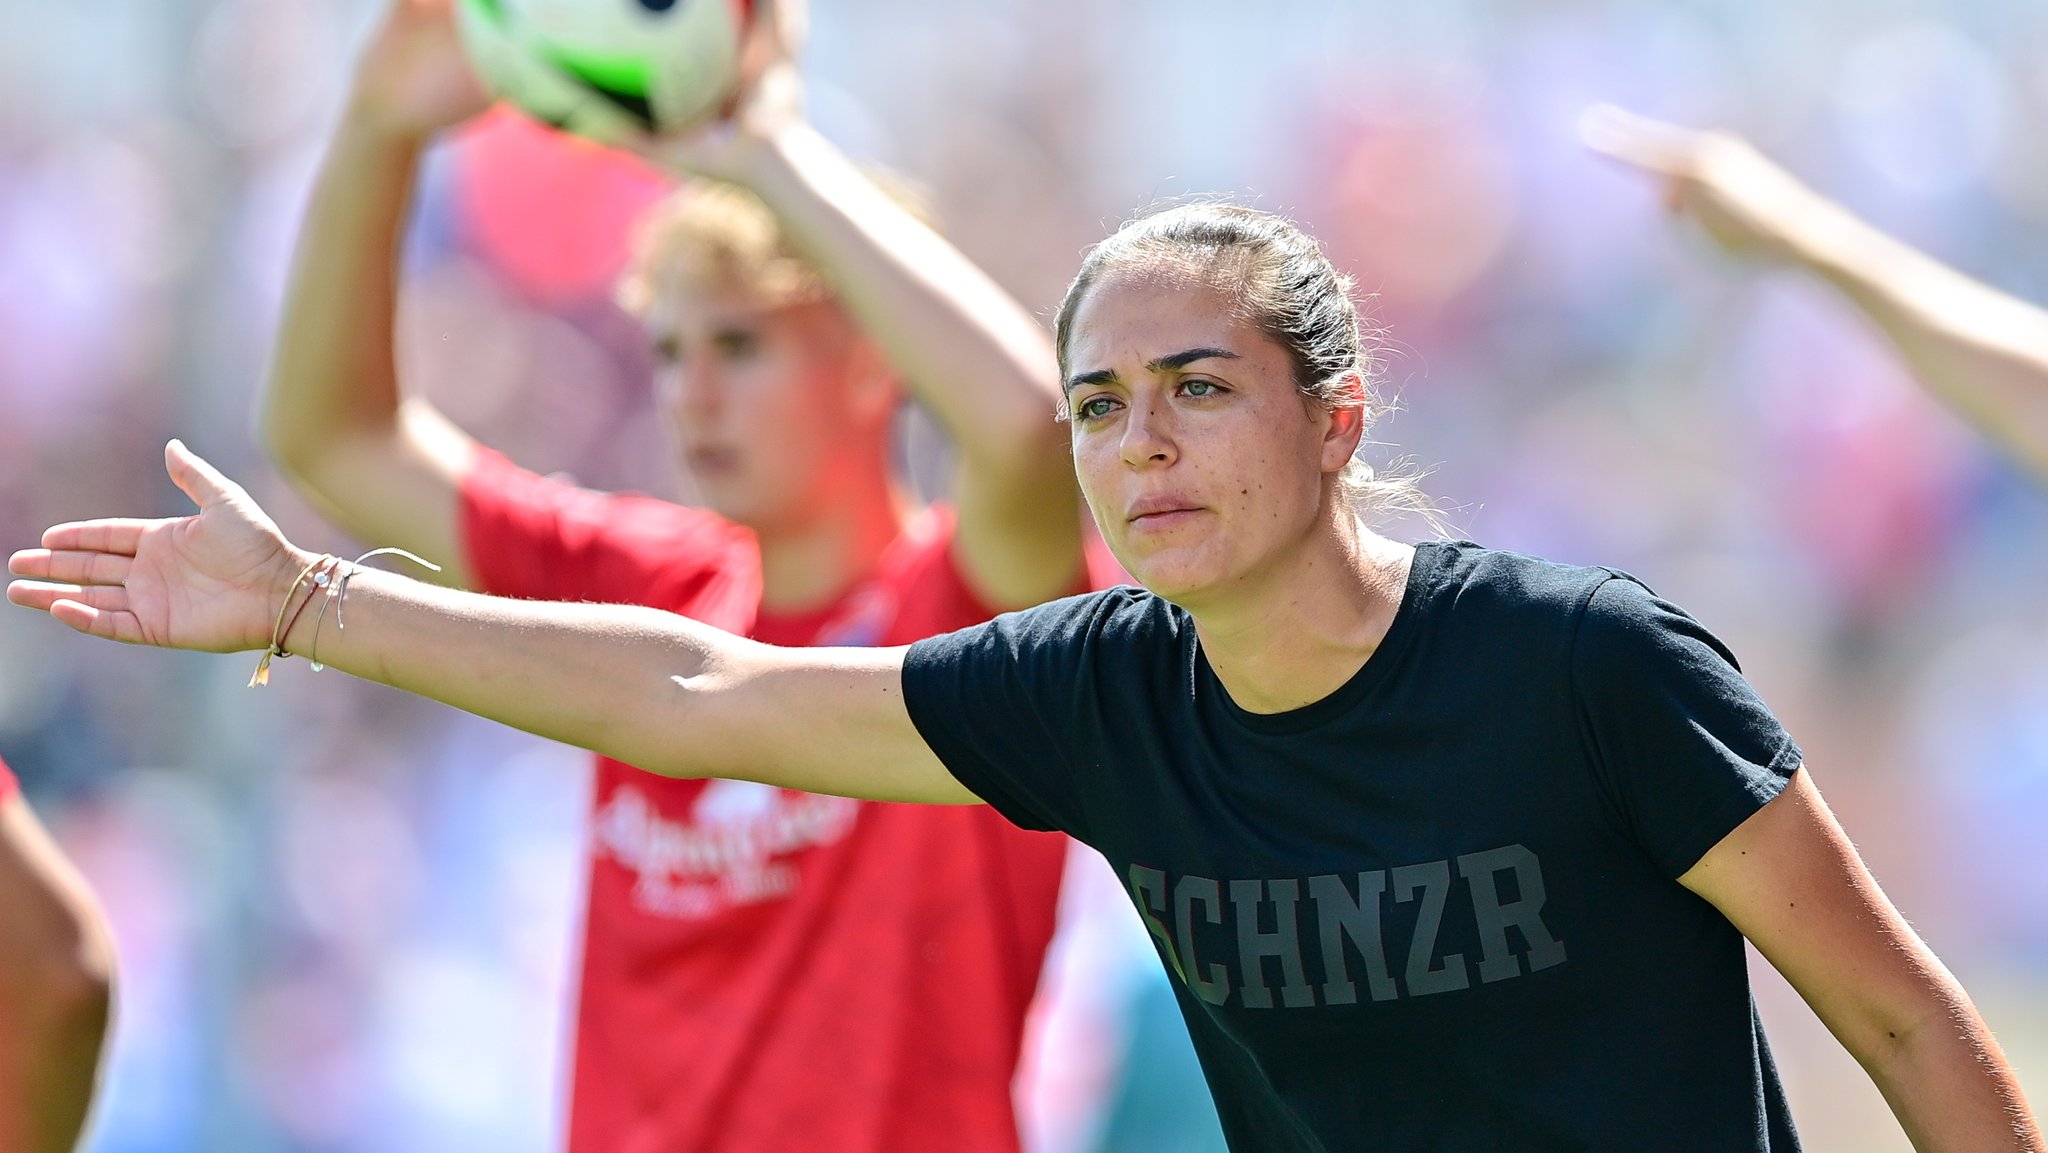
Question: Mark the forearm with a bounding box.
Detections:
[257,107,478,582]
[1851,972,2041,1152]
[739,124,1066,466]
[255,557,962,800]
[259,113,425,473]
[1780,201,2048,476]
[274,558,736,776]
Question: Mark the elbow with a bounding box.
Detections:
[255,393,308,478]
[1843,974,1988,1083]
[600,652,754,782]
[47,908,116,1040]
[255,392,322,481]
[255,385,390,483]
[43,949,114,1058]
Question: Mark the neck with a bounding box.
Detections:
[1186,509,1414,715]
[754,467,910,615]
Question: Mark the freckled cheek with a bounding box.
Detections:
[1072,434,1116,472]
[1071,448,1116,512]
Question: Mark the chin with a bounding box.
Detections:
[1118,551,1225,606]
[699,490,772,529]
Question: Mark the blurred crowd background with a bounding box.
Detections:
[6,0,2048,1149]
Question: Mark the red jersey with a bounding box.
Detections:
[0,757,15,803]
[459,448,1067,1153]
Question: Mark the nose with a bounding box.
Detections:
[665,350,724,424]
[1119,394,1177,469]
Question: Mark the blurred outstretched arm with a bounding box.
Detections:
[258,0,491,587]
[1584,105,2048,480]
[9,444,974,807]
[0,782,115,1153]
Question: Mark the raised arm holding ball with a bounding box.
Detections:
[17,202,2043,1152]
[254,2,1087,1150]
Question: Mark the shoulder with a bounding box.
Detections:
[875,504,976,610]
[1573,567,1744,675]
[458,446,757,618]
[986,584,1174,650]
[1412,542,1743,680]
[1425,542,1750,695]
[1420,540,1634,633]
[463,445,748,559]
[910,585,1176,670]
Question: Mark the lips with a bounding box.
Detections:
[1126,496,1203,525]
[686,446,741,476]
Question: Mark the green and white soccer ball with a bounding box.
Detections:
[456,0,758,145]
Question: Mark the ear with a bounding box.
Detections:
[1318,371,1368,476]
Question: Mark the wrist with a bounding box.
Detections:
[248,548,333,684]
[1775,196,1884,281]
[264,548,331,641]
[720,121,833,220]
[674,120,788,190]
[269,546,326,601]
[752,119,825,188]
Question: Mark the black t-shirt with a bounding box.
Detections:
[903,541,1804,1153]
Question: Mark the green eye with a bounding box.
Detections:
[1077,396,1119,420]
[1182,379,1219,397]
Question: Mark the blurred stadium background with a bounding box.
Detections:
[5,0,2048,1149]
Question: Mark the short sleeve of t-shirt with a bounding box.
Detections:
[1571,575,1802,878]
[902,590,1138,836]
[0,757,15,803]
[458,446,755,612]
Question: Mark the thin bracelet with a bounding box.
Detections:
[249,554,336,688]
[307,547,444,673]
[274,557,338,657]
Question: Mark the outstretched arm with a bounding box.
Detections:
[1584,105,2048,480]
[646,42,1083,608]
[258,0,491,585]
[0,783,115,1153]
[9,444,975,806]
[1681,767,2042,1151]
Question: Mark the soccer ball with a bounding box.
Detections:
[456,0,758,145]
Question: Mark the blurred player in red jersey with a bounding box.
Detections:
[257,2,1090,1149]
[1585,104,2048,482]
[0,757,115,1153]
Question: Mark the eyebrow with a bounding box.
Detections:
[1062,347,1240,395]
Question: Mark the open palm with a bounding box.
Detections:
[7,442,306,654]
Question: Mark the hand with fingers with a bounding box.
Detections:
[628,0,807,183]
[347,0,494,146]
[8,442,313,653]
[1578,103,1844,266]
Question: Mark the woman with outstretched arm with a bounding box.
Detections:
[13,204,2042,1152]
